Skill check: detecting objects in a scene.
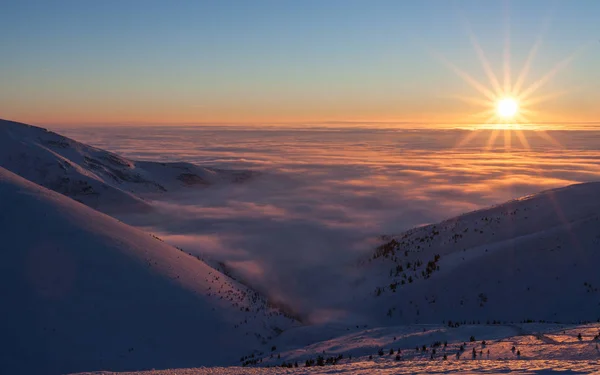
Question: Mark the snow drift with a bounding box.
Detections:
[0,167,295,375]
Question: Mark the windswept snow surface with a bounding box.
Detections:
[0,119,256,214]
[69,361,600,374]
[70,324,600,374]
[0,167,296,375]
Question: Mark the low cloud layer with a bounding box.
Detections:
[60,126,600,321]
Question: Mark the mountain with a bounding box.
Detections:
[0,167,296,375]
[0,119,257,213]
[351,182,600,325]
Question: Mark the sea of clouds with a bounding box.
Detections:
[59,126,600,321]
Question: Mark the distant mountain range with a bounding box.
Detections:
[0,119,257,213]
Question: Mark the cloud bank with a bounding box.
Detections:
[59,126,600,321]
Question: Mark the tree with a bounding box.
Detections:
[316,356,325,366]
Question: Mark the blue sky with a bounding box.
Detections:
[1,0,599,125]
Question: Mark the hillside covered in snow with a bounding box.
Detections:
[0,119,257,213]
[350,182,600,325]
[3,119,600,374]
[0,167,296,375]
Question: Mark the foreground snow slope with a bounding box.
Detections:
[71,323,600,374]
[0,119,256,213]
[70,360,600,374]
[353,182,600,324]
[0,167,295,375]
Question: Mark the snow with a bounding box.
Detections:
[69,361,600,374]
[0,167,296,375]
[69,323,600,374]
[3,121,600,374]
[346,181,600,325]
[0,119,257,214]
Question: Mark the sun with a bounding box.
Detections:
[496,98,519,118]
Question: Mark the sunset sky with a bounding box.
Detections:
[1,0,599,126]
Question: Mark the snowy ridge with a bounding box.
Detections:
[0,167,296,375]
[355,181,600,324]
[0,119,257,213]
[70,323,600,374]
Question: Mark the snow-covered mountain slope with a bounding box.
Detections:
[0,119,257,213]
[0,167,296,375]
[350,182,600,324]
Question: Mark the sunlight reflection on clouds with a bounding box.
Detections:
[59,127,600,320]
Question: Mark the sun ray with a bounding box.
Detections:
[519,88,576,108]
[449,108,496,130]
[427,48,498,101]
[454,108,496,124]
[514,128,531,149]
[503,128,512,151]
[482,114,499,126]
[454,129,481,149]
[485,129,500,150]
[517,108,538,118]
[452,95,494,108]
[459,13,504,97]
[470,109,496,120]
[437,2,586,145]
[517,111,533,123]
[512,41,541,96]
[515,113,537,132]
[503,0,511,95]
[518,41,593,102]
[536,129,564,148]
[511,4,556,96]
[517,52,578,102]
